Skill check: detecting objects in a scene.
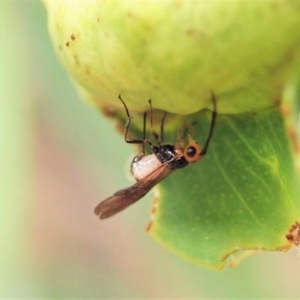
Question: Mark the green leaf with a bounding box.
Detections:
[148,107,300,270]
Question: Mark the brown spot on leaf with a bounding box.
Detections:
[146,192,159,232]
[285,221,300,245]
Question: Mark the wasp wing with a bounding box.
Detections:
[94,163,175,219]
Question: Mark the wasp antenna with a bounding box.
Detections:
[199,92,217,156]
[176,115,186,141]
[183,118,197,140]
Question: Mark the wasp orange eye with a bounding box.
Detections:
[183,141,201,163]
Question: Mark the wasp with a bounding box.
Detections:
[94,93,217,219]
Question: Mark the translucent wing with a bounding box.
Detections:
[94,163,175,219]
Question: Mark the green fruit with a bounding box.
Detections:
[46,0,300,114]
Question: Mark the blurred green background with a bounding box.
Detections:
[1,1,300,298]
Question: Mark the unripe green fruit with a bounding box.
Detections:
[46,0,300,114]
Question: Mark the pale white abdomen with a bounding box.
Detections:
[131,154,162,181]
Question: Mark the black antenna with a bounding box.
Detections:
[200,92,217,156]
